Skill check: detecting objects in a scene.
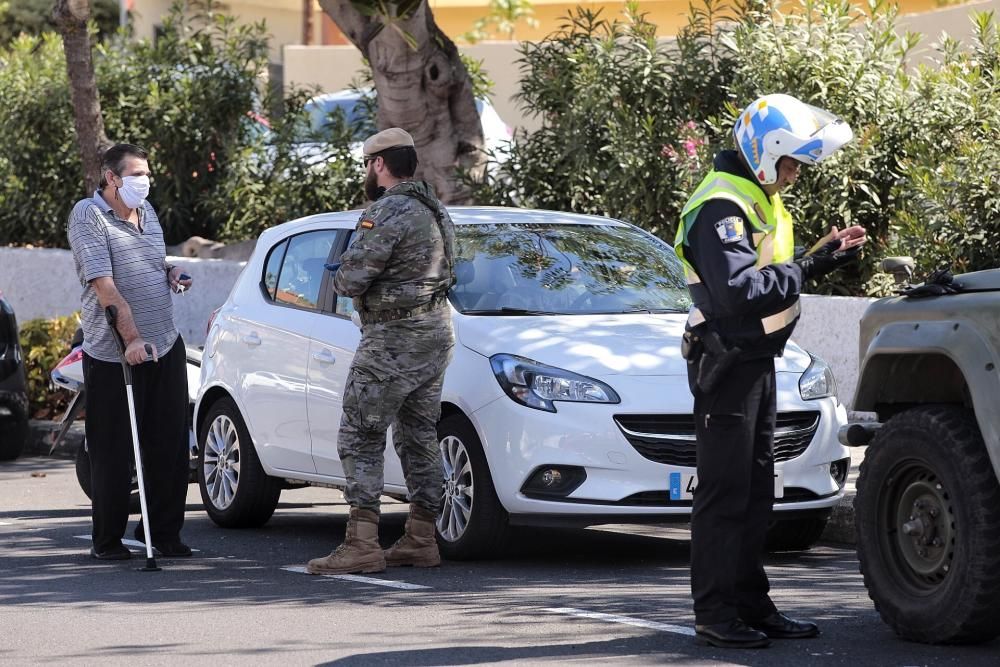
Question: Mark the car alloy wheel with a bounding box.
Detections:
[204,413,241,510]
[438,434,474,542]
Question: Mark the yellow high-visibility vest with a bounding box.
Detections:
[674,170,795,286]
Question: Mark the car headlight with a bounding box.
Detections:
[799,354,838,401]
[490,353,620,413]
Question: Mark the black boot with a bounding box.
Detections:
[746,612,820,639]
[695,619,771,648]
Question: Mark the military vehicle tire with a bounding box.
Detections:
[436,414,509,560]
[765,516,828,552]
[198,397,281,528]
[855,406,1000,644]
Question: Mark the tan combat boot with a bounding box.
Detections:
[307,508,386,574]
[384,505,442,567]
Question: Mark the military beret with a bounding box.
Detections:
[363,128,415,157]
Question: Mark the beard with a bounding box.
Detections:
[364,168,385,202]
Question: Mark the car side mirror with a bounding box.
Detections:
[881,257,914,287]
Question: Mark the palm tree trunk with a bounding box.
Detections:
[54,0,111,194]
[318,0,484,203]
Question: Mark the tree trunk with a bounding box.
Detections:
[317,0,484,203]
[53,0,111,194]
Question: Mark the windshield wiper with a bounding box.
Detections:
[614,308,687,314]
[461,307,569,316]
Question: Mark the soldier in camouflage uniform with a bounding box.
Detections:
[307,128,456,575]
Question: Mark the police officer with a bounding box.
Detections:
[674,94,867,648]
[307,128,456,575]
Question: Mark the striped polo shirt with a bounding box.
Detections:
[67,191,178,363]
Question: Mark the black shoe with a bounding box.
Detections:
[134,525,192,557]
[90,543,132,561]
[695,619,771,649]
[746,612,820,639]
[153,541,192,558]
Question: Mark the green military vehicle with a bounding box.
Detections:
[842,259,1000,644]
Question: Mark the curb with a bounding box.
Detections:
[24,420,865,546]
[24,420,84,461]
[819,446,865,546]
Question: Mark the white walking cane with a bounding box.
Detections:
[105,305,161,572]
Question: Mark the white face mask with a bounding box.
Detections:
[116,175,150,210]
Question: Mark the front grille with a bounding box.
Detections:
[615,411,820,467]
[612,487,827,507]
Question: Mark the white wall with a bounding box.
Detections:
[797,294,878,410]
[0,248,245,348]
[1,247,874,407]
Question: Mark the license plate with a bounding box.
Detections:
[669,469,784,501]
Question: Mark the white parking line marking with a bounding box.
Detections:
[281,565,431,590]
[73,535,201,552]
[544,607,696,637]
[0,521,12,525]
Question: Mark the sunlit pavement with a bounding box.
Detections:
[1,456,996,666]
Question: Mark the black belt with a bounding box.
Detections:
[358,296,448,325]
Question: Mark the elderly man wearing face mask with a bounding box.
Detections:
[67,143,194,561]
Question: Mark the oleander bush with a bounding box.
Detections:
[466,0,1000,295]
[0,0,363,248]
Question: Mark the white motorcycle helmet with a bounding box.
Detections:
[733,93,854,186]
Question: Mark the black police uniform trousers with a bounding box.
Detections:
[83,338,189,553]
[688,356,780,625]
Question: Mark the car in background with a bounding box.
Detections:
[250,89,513,168]
[194,207,851,559]
[0,289,29,461]
[303,89,513,163]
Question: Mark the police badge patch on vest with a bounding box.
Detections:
[714,217,745,244]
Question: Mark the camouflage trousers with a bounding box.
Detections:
[338,309,455,514]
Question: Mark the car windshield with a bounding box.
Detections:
[450,223,691,315]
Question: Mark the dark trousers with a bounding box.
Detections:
[83,338,189,552]
[688,357,779,625]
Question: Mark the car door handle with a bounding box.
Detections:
[312,349,336,364]
[241,333,261,347]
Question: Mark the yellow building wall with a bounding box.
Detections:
[132,0,309,63]
[131,0,988,62]
[430,0,968,42]
[431,0,690,41]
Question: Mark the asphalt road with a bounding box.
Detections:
[2,455,997,666]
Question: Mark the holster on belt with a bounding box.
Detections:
[682,324,742,394]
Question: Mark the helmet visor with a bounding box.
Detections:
[789,105,854,165]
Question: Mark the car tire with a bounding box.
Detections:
[765,516,828,552]
[855,406,1000,644]
[198,396,281,528]
[436,414,509,560]
[0,405,28,462]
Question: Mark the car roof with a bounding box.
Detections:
[258,206,632,244]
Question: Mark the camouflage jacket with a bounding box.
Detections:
[334,181,456,313]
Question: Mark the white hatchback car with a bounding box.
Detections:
[194,207,850,559]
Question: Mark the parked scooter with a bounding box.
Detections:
[48,328,202,502]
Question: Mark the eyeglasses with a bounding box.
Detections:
[363,155,381,166]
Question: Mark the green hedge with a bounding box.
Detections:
[0,0,363,248]
[467,0,1000,296]
[18,313,80,419]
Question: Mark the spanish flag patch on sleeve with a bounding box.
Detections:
[358,219,375,230]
